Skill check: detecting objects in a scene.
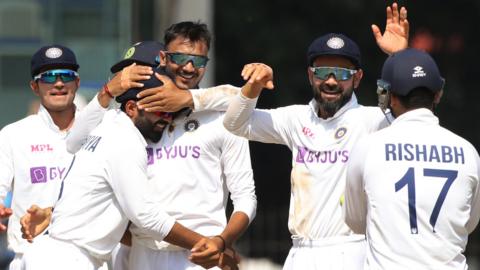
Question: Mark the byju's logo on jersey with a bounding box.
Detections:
[412,66,427,78]
[30,166,66,184]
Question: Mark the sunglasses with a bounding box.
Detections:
[34,69,78,84]
[309,67,357,81]
[166,52,209,68]
[153,111,174,118]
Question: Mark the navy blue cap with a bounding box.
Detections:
[381,48,444,96]
[307,33,361,68]
[110,41,164,73]
[31,44,79,77]
[115,67,168,103]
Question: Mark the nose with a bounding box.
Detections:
[54,76,65,87]
[324,74,338,86]
[182,61,196,73]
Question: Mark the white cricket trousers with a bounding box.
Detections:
[21,235,104,270]
[283,235,366,270]
[129,240,221,270]
[111,243,130,270]
[8,254,23,270]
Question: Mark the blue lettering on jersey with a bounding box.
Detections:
[81,135,102,152]
[295,146,349,164]
[385,143,464,164]
[146,145,201,165]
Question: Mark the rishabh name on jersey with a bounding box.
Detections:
[0,105,72,254]
[351,108,480,269]
[131,109,256,251]
[233,94,388,241]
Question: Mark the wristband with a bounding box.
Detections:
[103,84,114,98]
[213,235,226,252]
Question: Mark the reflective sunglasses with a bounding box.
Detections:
[34,69,78,84]
[166,52,209,68]
[153,111,174,118]
[309,66,357,81]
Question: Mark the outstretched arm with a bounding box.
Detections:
[372,2,409,55]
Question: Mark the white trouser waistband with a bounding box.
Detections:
[292,234,365,248]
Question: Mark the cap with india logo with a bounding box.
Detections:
[306,33,361,68]
[110,41,164,73]
[380,48,444,96]
[30,44,79,77]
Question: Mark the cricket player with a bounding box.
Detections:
[125,22,257,270]
[344,48,480,269]
[0,44,137,270]
[19,73,222,270]
[218,3,409,269]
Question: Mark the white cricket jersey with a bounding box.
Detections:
[130,109,256,250]
[0,97,107,254]
[223,92,389,241]
[345,108,480,270]
[49,110,175,261]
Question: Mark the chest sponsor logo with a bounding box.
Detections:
[31,144,54,152]
[295,146,349,164]
[30,166,66,184]
[146,145,201,165]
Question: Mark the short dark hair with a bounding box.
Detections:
[164,21,211,50]
[393,87,436,110]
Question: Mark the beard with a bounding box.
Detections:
[134,112,169,143]
[312,82,354,118]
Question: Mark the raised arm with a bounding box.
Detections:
[136,73,240,113]
[372,2,409,55]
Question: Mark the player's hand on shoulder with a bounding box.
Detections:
[0,204,12,232]
[20,205,52,243]
[241,63,274,90]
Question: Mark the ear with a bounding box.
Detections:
[30,80,40,96]
[159,51,167,67]
[353,69,363,89]
[307,67,314,85]
[433,90,443,105]
[125,100,139,118]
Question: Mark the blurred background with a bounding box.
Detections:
[1,0,479,269]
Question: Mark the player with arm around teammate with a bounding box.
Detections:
[19,74,222,270]
[344,48,480,270]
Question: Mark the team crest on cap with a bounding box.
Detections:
[412,66,426,78]
[45,47,63,58]
[184,119,200,132]
[334,127,347,139]
[124,47,135,59]
[326,37,345,49]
